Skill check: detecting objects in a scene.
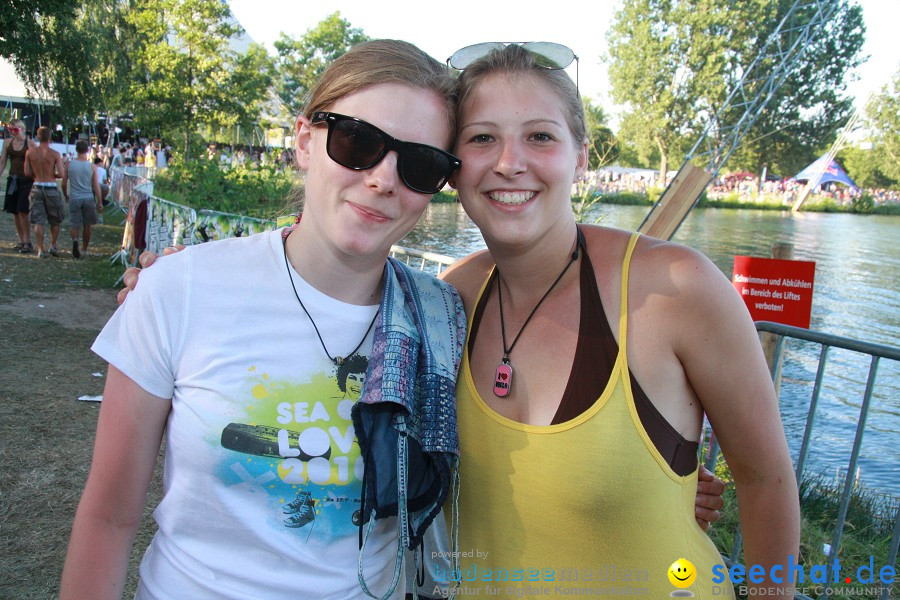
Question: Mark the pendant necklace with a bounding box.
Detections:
[283,234,379,366]
[493,228,583,398]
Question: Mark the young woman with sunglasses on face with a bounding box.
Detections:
[437,44,799,598]
[60,40,467,600]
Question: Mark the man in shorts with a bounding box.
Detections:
[24,126,65,258]
[62,140,103,258]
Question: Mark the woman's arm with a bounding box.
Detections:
[59,366,171,600]
[0,141,9,176]
[671,249,800,599]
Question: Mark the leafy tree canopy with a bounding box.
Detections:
[273,12,369,119]
[841,69,900,190]
[1,0,134,122]
[2,5,373,157]
[126,0,273,158]
[866,69,900,183]
[607,0,866,181]
[582,98,619,169]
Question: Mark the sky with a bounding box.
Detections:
[227,0,900,120]
[1,0,897,124]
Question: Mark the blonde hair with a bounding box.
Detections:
[304,39,457,140]
[36,126,51,143]
[456,45,586,147]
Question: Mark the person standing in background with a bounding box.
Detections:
[24,126,65,258]
[94,156,109,204]
[62,140,103,259]
[155,140,168,169]
[0,119,37,253]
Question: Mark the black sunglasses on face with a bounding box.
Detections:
[310,111,461,195]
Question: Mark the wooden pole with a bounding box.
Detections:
[761,242,794,399]
[638,163,712,240]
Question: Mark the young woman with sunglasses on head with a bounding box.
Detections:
[60,40,466,600]
[437,43,799,598]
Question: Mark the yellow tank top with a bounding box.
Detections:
[450,233,733,598]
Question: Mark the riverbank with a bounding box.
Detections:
[580,189,900,215]
[149,158,900,216]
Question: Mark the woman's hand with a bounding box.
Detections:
[116,247,182,304]
[695,464,725,531]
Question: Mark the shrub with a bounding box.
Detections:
[153,159,297,219]
[851,193,875,214]
[431,190,458,203]
[802,196,844,213]
[706,462,897,600]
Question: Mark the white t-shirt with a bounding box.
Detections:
[93,230,401,599]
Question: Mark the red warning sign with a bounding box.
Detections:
[732,256,816,328]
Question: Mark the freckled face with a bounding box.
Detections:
[452,73,587,248]
[296,83,453,260]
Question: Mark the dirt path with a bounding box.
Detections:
[0,288,119,330]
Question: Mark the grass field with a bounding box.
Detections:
[0,197,161,599]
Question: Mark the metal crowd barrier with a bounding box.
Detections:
[704,321,899,600]
[389,245,456,275]
[110,168,459,277]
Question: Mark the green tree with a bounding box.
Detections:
[841,70,900,191]
[1,0,135,124]
[583,99,619,169]
[272,12,369,118]
[727,0,866,179]
[127,0,272,158]
[607,0,738,181]
[866,69,900,184]
[839,145,888,189]
[607,0,866,182]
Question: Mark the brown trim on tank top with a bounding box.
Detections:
[467,228,698,476]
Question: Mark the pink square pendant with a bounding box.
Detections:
[494,362,513,397]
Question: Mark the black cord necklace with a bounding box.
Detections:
[282,233,379,366]
[493,228,583,398]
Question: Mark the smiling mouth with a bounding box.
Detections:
[488,191,536,205]
[672,573,691,581]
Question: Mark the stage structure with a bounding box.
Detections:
[790,100,868,212]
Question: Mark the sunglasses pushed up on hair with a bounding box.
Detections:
[310,111,461,195]
[447,42,579,93]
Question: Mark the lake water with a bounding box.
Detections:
[400,202,900,498]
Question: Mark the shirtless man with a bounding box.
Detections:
[24,127,65,258]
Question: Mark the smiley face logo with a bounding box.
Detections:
[667,558,696,588]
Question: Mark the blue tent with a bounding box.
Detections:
[793,156,858,189]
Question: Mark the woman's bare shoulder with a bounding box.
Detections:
[631,235,725,288]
